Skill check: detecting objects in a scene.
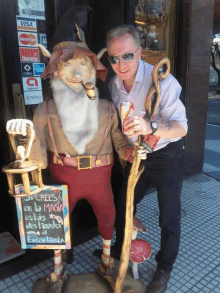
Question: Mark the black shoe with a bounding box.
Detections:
[93,245,121,261]
[146,269,171,293]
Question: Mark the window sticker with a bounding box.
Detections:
[40,34,47,48]
[19,47,40,62]
[18,32,38,47]
[22,77,42,91]
[24,91,43,105]
[21,63,34,76]
[33,63,45,76]
[16,16,37,32]
[18,0,45,20]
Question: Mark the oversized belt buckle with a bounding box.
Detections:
[77,156,92,170]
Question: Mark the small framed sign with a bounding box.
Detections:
[15,185,71,249]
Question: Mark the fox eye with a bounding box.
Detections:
[65,63,71,67]
[81,62,86,66]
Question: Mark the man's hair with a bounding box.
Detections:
[106,25,141,48]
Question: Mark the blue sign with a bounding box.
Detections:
[40,34,47,48]
[33,63,45,76]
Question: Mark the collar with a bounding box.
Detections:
[114,60,144,89]
[136,60,144,83]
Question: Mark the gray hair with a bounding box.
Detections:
[106,25,141,49]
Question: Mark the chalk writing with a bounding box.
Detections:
[49,214,64,225]
[44,203,63,212]
[27,231,40,235]
[27,236,65,244]
[21,189,65,244]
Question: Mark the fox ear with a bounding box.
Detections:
[97,48,107,60]
[38,44,51,58]
[57,60,65,70]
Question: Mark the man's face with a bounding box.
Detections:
[108,34,141,84]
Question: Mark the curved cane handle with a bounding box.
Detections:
[145,57,170,121]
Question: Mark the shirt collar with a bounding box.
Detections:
[136,59,144,82]
[114,60,144,89]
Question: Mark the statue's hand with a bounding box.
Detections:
[6,119,34,136]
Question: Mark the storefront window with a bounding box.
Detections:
[14,0,48,118]
[135,0,176,73]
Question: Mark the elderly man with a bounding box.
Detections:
[94,25,187,293]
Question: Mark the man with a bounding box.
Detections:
[94,25,187,293]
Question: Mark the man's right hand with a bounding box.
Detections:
[6,119,34,136]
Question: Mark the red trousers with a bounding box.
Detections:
[49,153,115,240]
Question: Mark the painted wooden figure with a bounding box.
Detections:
[6,23,147,291]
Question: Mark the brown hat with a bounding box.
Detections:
[41,41,108,82]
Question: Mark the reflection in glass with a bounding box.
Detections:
[135,0,175,72]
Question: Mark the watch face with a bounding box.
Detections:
[152,122,157,129]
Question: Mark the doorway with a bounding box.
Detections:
[203,1,220,182]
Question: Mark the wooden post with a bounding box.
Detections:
[114,138,144,293]
[36,168,44,188]
[31,168,44,188]
[6,173,15,195]
[21,172,31,195]
[54,249,63,279]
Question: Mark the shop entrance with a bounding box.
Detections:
[0,0,26,240]
[203,0,220,182]
[0,0,99,258]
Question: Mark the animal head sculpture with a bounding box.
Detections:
[38,42,108,99]
[37,27,108,155]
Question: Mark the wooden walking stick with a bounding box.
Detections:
[114,57,170,293]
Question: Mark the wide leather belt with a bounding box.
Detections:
[53,153,114,170]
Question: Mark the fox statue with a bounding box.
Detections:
[6,23,146,291]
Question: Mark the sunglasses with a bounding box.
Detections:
[108,49,138,64]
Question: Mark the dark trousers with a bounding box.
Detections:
[115,139,184,273]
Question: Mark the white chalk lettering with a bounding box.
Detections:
[24,205,32,211]
[34,202,41,212]
[35,193,58,202]
[41,230,47,235]
[26,222,37,229]
[38,220,61,229]
[23,195,34,201]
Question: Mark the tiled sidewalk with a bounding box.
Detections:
[203,124,220,181]
[0,172,219,293]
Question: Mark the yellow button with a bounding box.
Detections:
[95,159,102,166]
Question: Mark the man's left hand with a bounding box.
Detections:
[123,116,151,137]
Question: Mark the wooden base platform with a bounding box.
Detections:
[32,268,146,293]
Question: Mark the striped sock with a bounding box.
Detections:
[101,239,111,268]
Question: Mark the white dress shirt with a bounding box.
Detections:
[109,60,188,151]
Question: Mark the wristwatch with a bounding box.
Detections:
[150,122,158,135]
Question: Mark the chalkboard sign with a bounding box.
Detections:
[15,185,71,249]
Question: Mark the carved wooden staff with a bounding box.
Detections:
[114,57,170,293]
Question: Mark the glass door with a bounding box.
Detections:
[135,0,176,74]
[0,0,50,240]
[1,0,49,121]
